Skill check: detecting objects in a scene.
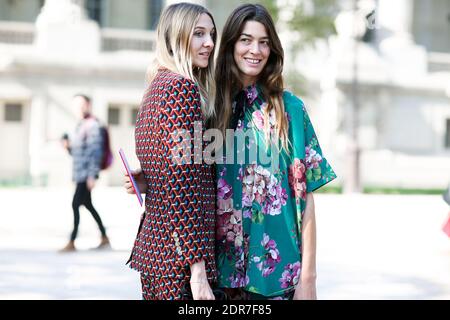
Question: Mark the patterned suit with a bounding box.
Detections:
[127,68,217,300]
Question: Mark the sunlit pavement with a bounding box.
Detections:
[0,187,449,300]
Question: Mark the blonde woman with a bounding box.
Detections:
[124,2,217,300]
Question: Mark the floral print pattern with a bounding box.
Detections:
[242,164,288,217]
[228,244,250,288]
[217,172,243,248]
[215,85,336,297]
[251,103,277,141]
[288,158,307,204]
[252,233,281,277]
[279,262,301,289]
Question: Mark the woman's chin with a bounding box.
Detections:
[193,61,209,69]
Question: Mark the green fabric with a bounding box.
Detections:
[215,85,336,297]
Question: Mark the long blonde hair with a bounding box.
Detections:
[148,2,216,119]
[214,4,290,152]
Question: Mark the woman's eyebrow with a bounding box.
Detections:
[240,33,269,40]
[195,26,215,30]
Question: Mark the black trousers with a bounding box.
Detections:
[70,182,107,241]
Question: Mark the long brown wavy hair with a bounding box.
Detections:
[213,3,289,152]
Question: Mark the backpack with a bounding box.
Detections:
[98,123,113,170]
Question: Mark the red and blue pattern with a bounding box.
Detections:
[128,68,217,299]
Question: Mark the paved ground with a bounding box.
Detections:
[0,187,449,300]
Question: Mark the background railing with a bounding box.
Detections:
[0,22,34,45]
[428,52,450,73]
[100,28,156,52]
[0,22,156,52]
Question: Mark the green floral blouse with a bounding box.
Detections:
[215,84,336,297]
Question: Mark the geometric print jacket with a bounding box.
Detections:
[127,68,217,282]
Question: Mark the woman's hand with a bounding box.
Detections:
[293,277,317,300]
[189,261,215,300]
[87,176,96,191]
[123,168,147,194]
[61,139,70,150]
[189,280,215,300]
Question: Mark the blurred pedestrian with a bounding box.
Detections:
[123,2,217,300]
[211,4,337,300]
[60,94,110,252]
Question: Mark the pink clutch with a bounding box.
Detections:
[118,148,143,207]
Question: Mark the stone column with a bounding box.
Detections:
[378,0,413,42]
[34,0,100,57]
[378,0,427,78]
[29,94,48,186]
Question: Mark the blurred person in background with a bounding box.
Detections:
[211,4,336,300]
[123,2,218,300]
[60,94,110,252]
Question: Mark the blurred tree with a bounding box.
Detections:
[255,0,280,22]
[255,0,339,93]
[288,0,338,50]
[256,0,338,49]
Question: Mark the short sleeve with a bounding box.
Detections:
[303,105,337,193]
